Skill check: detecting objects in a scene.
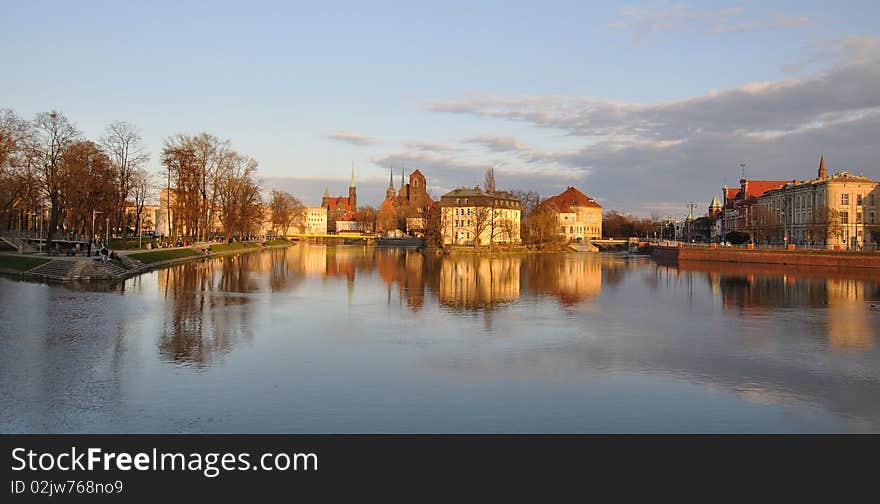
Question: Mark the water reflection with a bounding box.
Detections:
[2,244,880,433]
[676,261,879,350]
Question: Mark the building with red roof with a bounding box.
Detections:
[543,186,603,242]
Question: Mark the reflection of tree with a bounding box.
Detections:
[156,257,259,366]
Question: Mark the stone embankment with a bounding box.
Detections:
[652,245,880,269]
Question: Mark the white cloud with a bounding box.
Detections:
[323,131,380,146]
[423,38,880,215]
[608,4,810,38]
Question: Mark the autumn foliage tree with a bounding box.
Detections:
[269,189,302,236]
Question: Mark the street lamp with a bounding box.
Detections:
[92,210,101,243]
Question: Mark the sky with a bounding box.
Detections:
[3,0,880,217]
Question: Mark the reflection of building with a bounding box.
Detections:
[527,254,602,305]
[825,279,873,349]
[376,249,427,310]
[439,188,521,246]
[543,186,602,242]
[439,256,521,308]
[758,157,880,249]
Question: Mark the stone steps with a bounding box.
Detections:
[27,260,78,279]
[24,258,130,280]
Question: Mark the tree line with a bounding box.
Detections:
[1,109,153,244]
[0,108,297,246]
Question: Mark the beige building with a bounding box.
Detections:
[124,204,161,234]
[543,186,602,242]
[758,157,880,249]
[295,206,327,235]
[439,187,521,246]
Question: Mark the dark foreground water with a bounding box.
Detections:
[1,244,879,433]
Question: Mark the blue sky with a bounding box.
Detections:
[3,1,879,216]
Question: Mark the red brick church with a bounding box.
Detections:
[376,168,434,235]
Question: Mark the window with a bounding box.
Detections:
[857,194,863,206]
[841,211,849,224]
[857,212,863,224]
[841,193,849,205]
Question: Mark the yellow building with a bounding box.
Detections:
[758,157,880,249]
[439,187,521,246]
[543,186,603,242]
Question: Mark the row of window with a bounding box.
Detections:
[841,193,876,206]
[840,211,876,224]
[561,226,600,235]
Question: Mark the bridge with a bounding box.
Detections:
[590,239,629,246]
[286,233,375,241]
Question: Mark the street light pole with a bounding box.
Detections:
[38,207,43,254]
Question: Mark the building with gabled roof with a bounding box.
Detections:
[542,186,603,242]
[439,187,521,246]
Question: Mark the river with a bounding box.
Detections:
[1,243,879,432]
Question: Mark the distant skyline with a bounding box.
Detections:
[3,0,879,216]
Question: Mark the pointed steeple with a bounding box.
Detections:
[399,168,405,190]
[350,163,355,188]
[818,155,827,179]
[323,186,330,198]
[388,165,394,189]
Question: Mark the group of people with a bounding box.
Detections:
[59,239,118,262]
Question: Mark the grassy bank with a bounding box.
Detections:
[129,248,200,264]
[0,255,50,271]
[210,242,260,252]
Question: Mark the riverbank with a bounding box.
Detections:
[652,245,880,269]
[0,240,294,282]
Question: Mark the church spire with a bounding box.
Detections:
[818,155,827,179]
[350,162,355,188]
[388,164,394,189]
[400,167,405,190]
[323,186,330,198]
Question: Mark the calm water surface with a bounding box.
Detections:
[1,244,879,433]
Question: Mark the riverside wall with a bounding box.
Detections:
[652,245,880,269]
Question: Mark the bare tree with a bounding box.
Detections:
[101,121,149,238]
[807,206,842,248]
[483,166,496,193]
[269,189,302,236]
[59,141,116,238]
[216,153,263,241]
[0,109,34,231]
[472,205,493,249]
[523,202,563,249]
[32,111,82,243]
[129,168,154,239]
[750,205,780,244]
